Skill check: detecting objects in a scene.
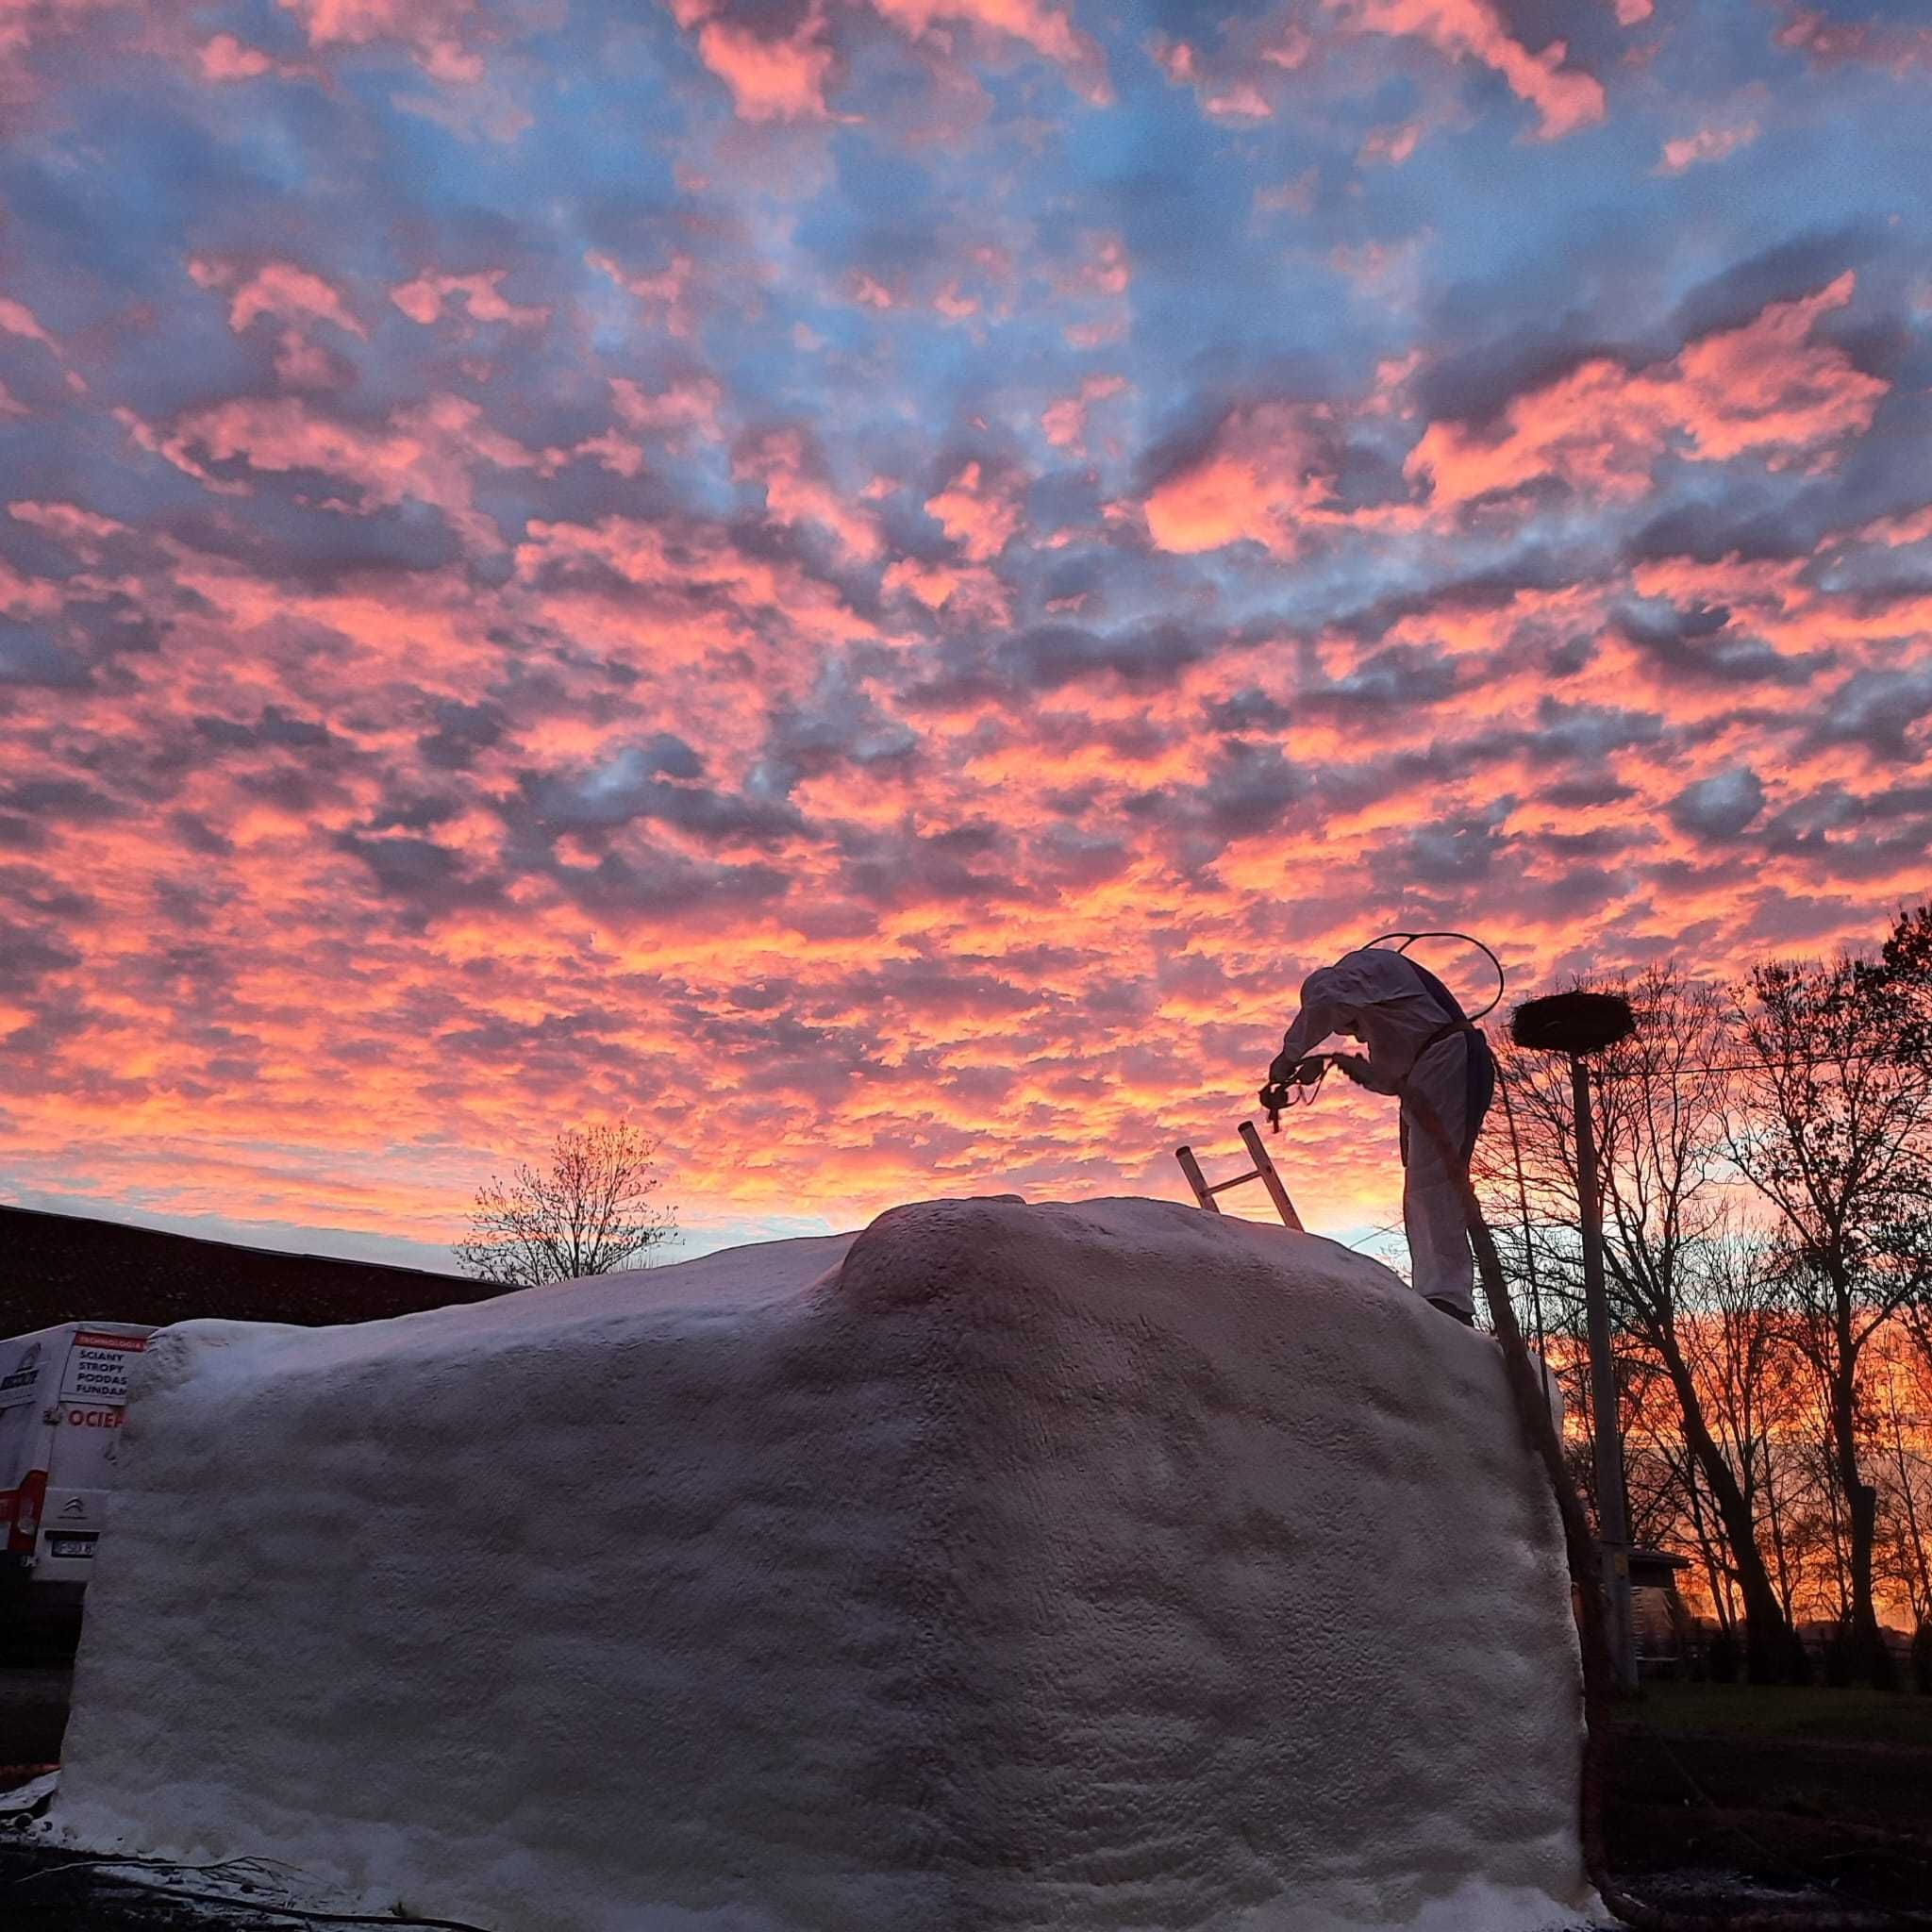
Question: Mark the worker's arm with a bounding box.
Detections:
[1329,1052,1400,1095]
[1269,978,1343,1085]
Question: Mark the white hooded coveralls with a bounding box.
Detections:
[1273,948,1493,1317]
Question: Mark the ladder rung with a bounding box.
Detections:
[1174,1124,1305,1232]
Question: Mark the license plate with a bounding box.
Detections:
[48,1536,97,1558]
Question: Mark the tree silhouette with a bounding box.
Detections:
[1729,954,1932,1682]
[456,1121,676,1286]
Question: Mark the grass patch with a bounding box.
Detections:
[1629,1679,1932,1746]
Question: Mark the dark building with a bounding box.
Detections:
[3,1206,496,1335]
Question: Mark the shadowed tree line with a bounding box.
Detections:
[1478,904,1932,1688]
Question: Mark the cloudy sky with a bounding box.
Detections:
[2,0,1929,1271]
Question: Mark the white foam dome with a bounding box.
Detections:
[53,1195,1593,1931]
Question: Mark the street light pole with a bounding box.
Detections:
[1571,1053,1637,1693]
[1510,989,1641,1696]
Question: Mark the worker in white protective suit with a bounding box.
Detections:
[1261,948,1496,1325]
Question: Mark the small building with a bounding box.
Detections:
[3,1205,491,1334]
[1629,1546,1693,1676]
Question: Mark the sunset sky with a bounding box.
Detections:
[3,0,1930,1273]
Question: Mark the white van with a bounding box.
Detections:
[0,1322,155,1640]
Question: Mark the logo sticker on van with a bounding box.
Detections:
[60,1333,147,1406]
[1,1341,42,1404]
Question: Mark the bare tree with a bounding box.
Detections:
[1592,969,1800,1677]
[1483,965,1800,1674]
[1728,953,1932,1678]
[456,1121,676,1286]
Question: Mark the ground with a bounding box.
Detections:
[1602,1680,1932,1921]
[6,1672,1932,1927]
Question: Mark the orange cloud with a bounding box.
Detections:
[1142,402,1342,556]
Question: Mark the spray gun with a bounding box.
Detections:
[1258,1053,1332,1131]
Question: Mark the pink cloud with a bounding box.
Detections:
[1041,373,1125,452]
[1202,77,1272,120]
[1407,274,1886,508]
[669,0,840,123]
[149,392,537,549]
[1327,0,1606,139]
[1852,504,1932,549]
[1774,6,1932,72]
[277,0,488,84]
[1147,35,1197,84]
[608,372,724,451]
[390,270,550,329]
[1148,27,1279,122]
[872,0,1111,106]
[1359,118,1424,165]
[0,295,57,350]
[1657,121,1758,174]
[197,33,276,80]
[587,249,704,340]
[924,459,1025,561]
[1051,229,1129,304]
[8,500,125,547]
[737,425,881,561]
[193,259,367,339]
[515,511,878,658]
[899,561,1014,631]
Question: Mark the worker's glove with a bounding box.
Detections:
[1265,1049,1329,1090]
[1258,1054,1330,1130]
[1327,1052,1373,1087]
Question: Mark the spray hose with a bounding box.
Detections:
[1391,1070,1932,1932]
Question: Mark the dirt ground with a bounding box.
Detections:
[1603,1705,1932,1923]
[7,1678,1932,1928]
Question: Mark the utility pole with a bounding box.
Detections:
[1571,1051,1637,1692]
[1511,991,1640,1694]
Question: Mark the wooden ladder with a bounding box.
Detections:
[1174,1121,1305,1231]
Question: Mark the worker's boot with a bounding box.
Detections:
[1425,1296,1475,1327]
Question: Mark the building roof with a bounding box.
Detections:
[3,1205,498,1335]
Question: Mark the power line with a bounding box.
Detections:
[1516,1050,1919,1081]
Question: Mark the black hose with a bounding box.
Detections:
[1364,930,1507,1021]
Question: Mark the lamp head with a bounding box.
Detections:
[1509,991,1636,1057]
